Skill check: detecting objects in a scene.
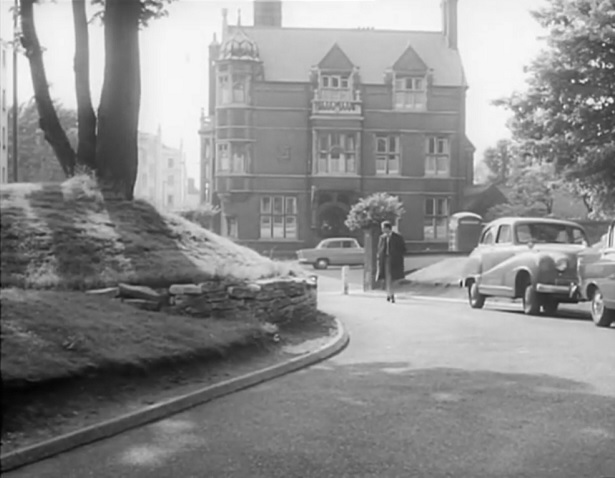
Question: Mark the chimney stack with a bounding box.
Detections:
[441,0,458,49]
[254,0,282,27]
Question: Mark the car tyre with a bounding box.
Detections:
[542,297,559,316]
[591,288,615,328]
[468,282,485,309]
[314,258,329,270]
[523,283,541,315]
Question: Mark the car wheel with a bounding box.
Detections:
[314,258,329,270]
[468,282,485,309]
[522,283,541,315]
[542,297,559,316]
[591,288,615,328]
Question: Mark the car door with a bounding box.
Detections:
[324,240,343,265]
[598,222,615,308]
[484,224,517,295]
[477,225,502,289]
[344,239,364,265]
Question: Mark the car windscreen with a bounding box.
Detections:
[515,223,587,245]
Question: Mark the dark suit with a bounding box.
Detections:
[376,232,406,295]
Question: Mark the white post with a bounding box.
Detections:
[341,266,349,295]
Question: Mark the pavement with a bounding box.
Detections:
[5,275,615,478]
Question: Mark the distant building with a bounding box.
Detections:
[184,177,201,209]
[200,0,474,253]
[134,128,188,211]
[0,39,9,184]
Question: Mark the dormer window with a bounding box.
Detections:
[321,74,350,90]
[394,76,427,111]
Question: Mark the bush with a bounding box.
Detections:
[345,192,405,231]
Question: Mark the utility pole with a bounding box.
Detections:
[12,0,18,182]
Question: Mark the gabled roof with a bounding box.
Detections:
[392,44,427,72]
[229,26,467,86]
[318,43,355,70]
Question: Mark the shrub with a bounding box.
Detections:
[345,192,405,231]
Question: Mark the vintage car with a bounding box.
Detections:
[577,220,615,327]
[296,237,364,269]
[459,217,589,315]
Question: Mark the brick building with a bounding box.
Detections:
[200,0,474,253]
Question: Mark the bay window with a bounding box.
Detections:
[218,71,250,105]
[217,142,250,174]
[260,196,298,239]
[315,132,357,175]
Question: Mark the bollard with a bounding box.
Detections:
[341,266,349,295]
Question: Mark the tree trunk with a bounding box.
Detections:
[363,226,380,291]
[20,0,76,177]
[96,0,141,200]
[71,0,97,171]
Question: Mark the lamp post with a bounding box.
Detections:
[12,0,18,182]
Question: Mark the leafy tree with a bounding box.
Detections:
[345,192,405,231]
[496,0,615,217]
[18,0,174,199]
[482,139,518,184]
[7,100,77,182]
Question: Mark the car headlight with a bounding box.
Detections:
[554,257,568,272]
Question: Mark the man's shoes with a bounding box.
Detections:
[391,295,396,303]
[386,295,391,302]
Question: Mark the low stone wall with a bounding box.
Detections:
[89,277,318,326]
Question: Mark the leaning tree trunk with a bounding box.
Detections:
[71,0,97,171]
[20,0,76,177]
[96,0,141,200]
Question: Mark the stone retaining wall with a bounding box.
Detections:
[87,277,319,326]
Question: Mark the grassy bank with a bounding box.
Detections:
[0,176,302,290]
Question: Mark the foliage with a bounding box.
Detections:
[91,0,175,27]
[178,204,221,230]
[496,0,615,216]
[485,164,561,221]
[482,139,519,184]
[345,192,405,231]
[7,99,78,182]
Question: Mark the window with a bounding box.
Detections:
[226,216,238,239]
[316,132,357,175]
[425,136,450,177]
[1,88,5,111]
[496,225,512,244]
[217,142,249,174]
[168,157,174,168]
[424,197,449,241]
[2,166,5,183]
[515,222,588,245]
[218,73,249,105]
[375,135,400,175]
[167,194,174,206]
[260,196,297,239]
[394,76,426,110]
[480,227,496,245]
[321,74,350,90]
[342,240,358,248]
[1,127,5,149]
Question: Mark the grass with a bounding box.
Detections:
[0,287,271,390]
[0,175,303,290]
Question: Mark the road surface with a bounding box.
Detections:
[6,276,615,478]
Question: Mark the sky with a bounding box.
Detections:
[0,0,548,186]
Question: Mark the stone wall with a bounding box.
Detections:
[93,277,319,326]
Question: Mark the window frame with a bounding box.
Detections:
[375,134,401,175]
[393,75,427,111]
[315,132,358,175]
[260,195,298,240]
[496,224,512,244]
[425,136,451,177]
[424,197,450,242]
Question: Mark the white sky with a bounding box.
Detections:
[0,0,547,186]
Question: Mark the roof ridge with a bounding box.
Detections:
[230,25,443,35]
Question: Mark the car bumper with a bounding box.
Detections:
[297,258,311,264]
[536,282,580,298]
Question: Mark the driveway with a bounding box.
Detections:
[6,277,615,478]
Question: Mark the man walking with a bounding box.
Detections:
[376,220,406,303]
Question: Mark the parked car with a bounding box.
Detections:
[459,217,589,315]
[297,237,364,269]
[578,220,615,327]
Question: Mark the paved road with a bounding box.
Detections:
[7,277,615,478]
